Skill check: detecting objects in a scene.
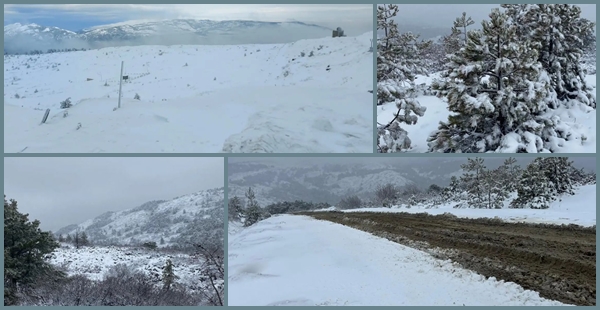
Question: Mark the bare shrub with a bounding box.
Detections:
[338,195,363,209]
[375,183,398,207]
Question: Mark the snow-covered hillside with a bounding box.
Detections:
[4,32,373,153]
[55,188,224,249]
[344,184,597,227]
[228,215,564,306]
[4,20,332,54]
[378,73,597,153]
[48,244,217,293]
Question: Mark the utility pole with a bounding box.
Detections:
[118,61,124,109]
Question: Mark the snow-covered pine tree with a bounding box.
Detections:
[243,187,268,227]
[4,197,63,305]
[428,8,558,153]
[453,12,475,46]
[502,4,596,108]
[441,175,460,202]
[460,157,486,208]
[442,27,462,62]
[498,157,521,193]
[482,167,509,209]
[540,157,575,196]
[377,4,428,152]
[228,196,244,222]
[419,37,447,74]
[511,158,555,209]
[80,231,89,246]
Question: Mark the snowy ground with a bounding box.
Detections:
[228,215,565,306]
[344,184,596,227]
[48,244,217,293]
[378,73,597,153]
[4,33,373,153]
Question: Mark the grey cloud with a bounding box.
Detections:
[4,157,224,231]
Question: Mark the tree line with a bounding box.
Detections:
[228,187,334,227]
[337,157,595,210]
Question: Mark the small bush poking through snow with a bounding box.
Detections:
[60,97,72,109]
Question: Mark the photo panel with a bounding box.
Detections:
[4,4,374,154]
[376,4,596,153]
[227,156,596,306]
[3,157,225,306]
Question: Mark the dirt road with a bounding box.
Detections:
[301,211,596,306]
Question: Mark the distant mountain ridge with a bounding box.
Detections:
[55,188,224,250]
[227,159,468,206]
[228,158,594,206]
[4,19,333,54]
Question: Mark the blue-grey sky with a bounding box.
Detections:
[4,157,224,231]
[4,4,373,34]
[382,4,597,38]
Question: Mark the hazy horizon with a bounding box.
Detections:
[4,4,373,35]
[4,157,224,232]
[381,4,596,39]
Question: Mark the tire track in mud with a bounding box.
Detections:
[300,211,596,306]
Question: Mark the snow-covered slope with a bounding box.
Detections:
[54,188,224,249]
[4,19,332,54]
[48,244,217,293]
[4,32,373,153]
[346,184,596,227]
[228,215,564,306]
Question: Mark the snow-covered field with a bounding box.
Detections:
[344,184,596,227]
[228,215,565,306]
[4,32,373,153]
[378,73,597,153]
[48,244,215,293]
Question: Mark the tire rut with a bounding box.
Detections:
[299,211,596,306]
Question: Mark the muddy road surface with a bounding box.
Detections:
[300,211,596,306]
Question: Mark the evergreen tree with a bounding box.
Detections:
[511,158,555,209]
[460,158,486,208]
[429,8,557,153]
[228,196,244,222]
[482,167,509,209]
[58,234,64,242]
[498,157,522,192]
[453,12,475,46]
[80,231,89,246]
[502,4,596,108]
[65,234,72,243]
[442,176,461,201]
[160,237,165,245]
[74,231,81,249]
[162,258,178,291]
[377,4,429,152]
[442,27,462,60]
[541,157,575,196]
[243,188,269,227]
[4,197,63,305]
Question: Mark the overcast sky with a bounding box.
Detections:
[230,156,596,171]
[4,4,373,35]
[383,4,596,38]
[391,4,596,27]
[4,157,224,231]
